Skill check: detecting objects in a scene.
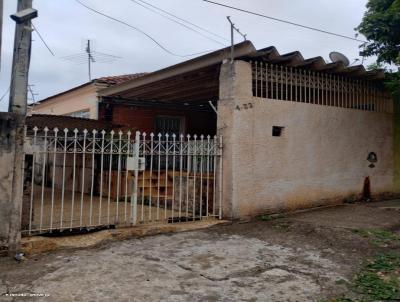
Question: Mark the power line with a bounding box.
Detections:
[0,86,10,103]
[74,0,215,58]
[133,0,228,43]
[129,0,226,46]
[31,22,55,56]
[203,0,367,43]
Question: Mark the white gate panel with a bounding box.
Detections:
[22,127,222,235]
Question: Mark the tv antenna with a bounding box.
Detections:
[62,39,122,81]
[227,17,247,62]
[329,51,350,67]
[27,84,39,103]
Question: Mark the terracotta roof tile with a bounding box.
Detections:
[95,73,148,86]
[26,114,130,132]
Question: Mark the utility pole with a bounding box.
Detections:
[9,0,36,115]
[7,0,37,256]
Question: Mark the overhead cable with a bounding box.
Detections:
[75,0,215,57]
[32,23,55,56]
[203,0,368,43]
[134,0,229,42]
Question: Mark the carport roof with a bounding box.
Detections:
[99,41,385,103]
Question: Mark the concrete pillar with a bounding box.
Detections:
[0,113,19,255]
[217,60,253,219]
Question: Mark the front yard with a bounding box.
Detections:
[1,200,400,301]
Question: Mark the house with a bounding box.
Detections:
[22,41,398,235]
[96,41,397,219]
[29,74,146,119]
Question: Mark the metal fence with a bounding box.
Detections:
[22,127,223,235]
[251,61,393,113]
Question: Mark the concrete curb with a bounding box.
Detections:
[21,220,229,256]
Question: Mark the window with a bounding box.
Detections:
[155,116,182,136]
[66,110,90,119]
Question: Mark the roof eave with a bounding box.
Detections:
[99,41,257,97]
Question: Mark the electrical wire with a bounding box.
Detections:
[74,0,215,57]
[130,0,225,46]
[31,22,55,56]
[28,85,37,103]
[203,0,368,43]
[132,0,228,44]
[0,86,10,103]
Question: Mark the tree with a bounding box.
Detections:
[356,0,400,96]
[356,0,400,65]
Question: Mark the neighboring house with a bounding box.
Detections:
[28,74,146,119]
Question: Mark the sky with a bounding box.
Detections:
[0,0,374,112]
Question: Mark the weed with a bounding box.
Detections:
[354,253,400,300]
[259,213,285,221]
[259,215,273,221]
[330,253,400,301]
[352,229,400,246]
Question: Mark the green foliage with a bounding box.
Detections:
[354,271,399,300]
[353,253,400,300]
[357,0,400,97]
[352,228,400,246]
[259,215,274,221]
[365,254,400,272]
[330,254,400,301]
[384,71,400,98]
[356,0,400,65]
[258,213,285,221]
[367,63,400,97]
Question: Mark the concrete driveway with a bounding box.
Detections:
[1,200,400,302]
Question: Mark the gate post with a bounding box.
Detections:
[130,131,140,225]
[217,60,253,220]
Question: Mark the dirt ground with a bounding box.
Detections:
[1,200,400,302]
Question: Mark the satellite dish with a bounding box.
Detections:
[329,51,350,67]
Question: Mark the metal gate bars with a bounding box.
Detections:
[21,127,223,235]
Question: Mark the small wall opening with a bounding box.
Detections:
[272,126,284,137]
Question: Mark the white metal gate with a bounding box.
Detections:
[21,127,223,235]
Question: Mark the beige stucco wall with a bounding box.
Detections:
[29,84,99,119]
[218,60,394,219]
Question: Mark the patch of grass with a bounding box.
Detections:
[352,229,400,246]
[354,270,399,301]
[365,254,400,272]
[258,213,285,221]
[259,215,274,221]
[330,253,400,301]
